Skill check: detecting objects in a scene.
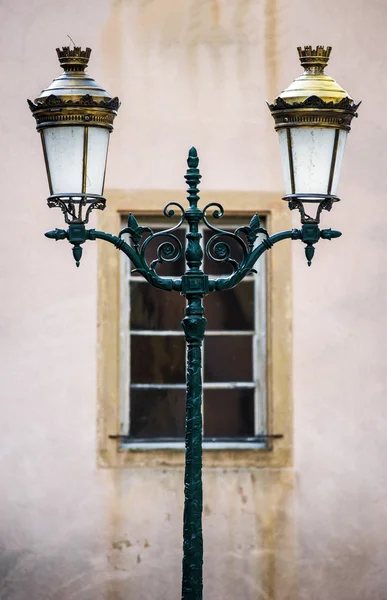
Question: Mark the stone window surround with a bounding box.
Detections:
[97,190,292,469]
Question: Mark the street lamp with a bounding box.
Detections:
[28,45,359,600]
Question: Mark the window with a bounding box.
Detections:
[97,190,292,468]
[119,219,267,448]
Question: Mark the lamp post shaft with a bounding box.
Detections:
[180,147,207,600]
[181,298,206,600]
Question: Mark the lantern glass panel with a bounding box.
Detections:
[291,127,335,195]
[86,127,110,195]
[277,126,348,198]
[43,126,84,194]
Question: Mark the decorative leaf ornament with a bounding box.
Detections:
[235,213,268,248]
[119,213,151,247]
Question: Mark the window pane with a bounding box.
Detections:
[121,216,267,443]
[130,389,185,438]
[203,389,254,437]
[204,336,253,382]
[130,282,185,330]
[203,229,245,276]
[204,282,254,331]
[136,227,186,278]
[131,335,185,383]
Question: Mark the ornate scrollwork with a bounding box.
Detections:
[28,94,120,113]
[119,202,185,274]
[235,213,269,249]
[286,195,337,224]
[149,240,181,271]
[47,194,105,224]
[203,203,246,272]
[268,95,361,130]
[206,235,240,272]
[119,213,152,248]
[203,204,268,272]
[268,95,361,113]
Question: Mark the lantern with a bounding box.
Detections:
[28,46,119,224]
[269,46,360,223]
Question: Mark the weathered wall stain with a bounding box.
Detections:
[121,1,265,61]
[100,0,125,102]
[112,539,132,551]
[211,0,220,26]
[263,0,278,101]
[101,0,275,131]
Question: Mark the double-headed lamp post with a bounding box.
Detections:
[28,45,359,599]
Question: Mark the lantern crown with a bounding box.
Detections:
[268,46,360,132]
[270,45,356,107]
[27,45,119,132]
[56,46,91,72]
[297,45,331,71]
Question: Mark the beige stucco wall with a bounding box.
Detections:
[1,1,387,599]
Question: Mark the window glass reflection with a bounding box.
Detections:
[130,389,185,438]
[204,282,254,331]
[203,389,254,437]
[131,336,185,383]
[204,336,253,382]
[131,282,185,330]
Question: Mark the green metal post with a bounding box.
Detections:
[181,148,207,600]
[181,299,206,600]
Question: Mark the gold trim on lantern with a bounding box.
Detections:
[268,46,360,132]
[27,95,119,131]
[269,103,359,132]
[27,47,120,132]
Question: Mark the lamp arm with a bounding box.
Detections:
[45,227,179,292]
[210,225,342,291]
[89,229,180,291]
[210,229,299,291]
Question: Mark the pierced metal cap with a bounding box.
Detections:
[297,45,332,72]
[56,46,91,72]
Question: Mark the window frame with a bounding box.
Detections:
[97,190,292,469]
[119,218,267,448]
